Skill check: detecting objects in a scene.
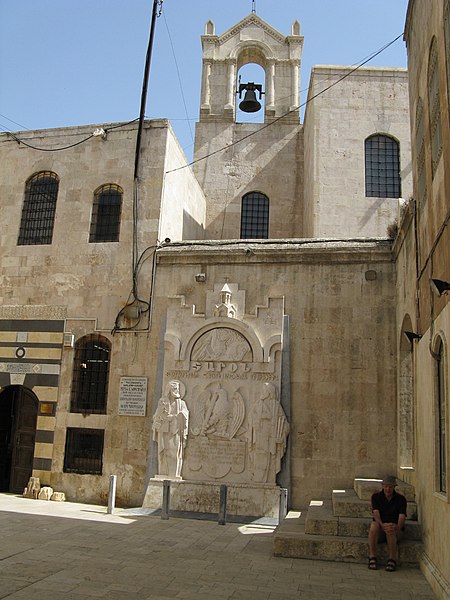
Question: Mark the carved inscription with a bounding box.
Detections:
[187,437,245,478]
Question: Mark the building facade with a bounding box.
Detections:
[4,9,447,587]
[396,1,450,597]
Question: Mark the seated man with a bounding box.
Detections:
[368,475,407,572]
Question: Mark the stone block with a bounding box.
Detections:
[38,486,54,500]
[23,477,40,499]
[50,492,66,502]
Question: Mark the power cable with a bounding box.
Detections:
[166,31,405,174]
[2,117,140,152]
[162,11,194,144]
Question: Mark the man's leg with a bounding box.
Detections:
[385,529,398,562]
[368,522,380,568]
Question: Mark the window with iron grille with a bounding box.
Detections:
[436,338,447,494]
[18,171,59,245]
[428,37,443,176]
[365,135,401,198]
[64,428,104,475]
[240,192,269,238]
[89,184,123,242]
[70,335,111,414]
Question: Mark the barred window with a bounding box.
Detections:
[436,338,447,494]
[89,184,122,242]
[365,135,401,198]
[240,192,269,238]
[428,37,443,176]
[64,428,104,475]
[70,335,111,414]
[18,171,59,245]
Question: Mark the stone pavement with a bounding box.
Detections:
[0,494,436,600]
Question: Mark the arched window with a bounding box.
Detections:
[428,37,443,176]
[415,98,427,208]
[70,335,111,414]
[435,338,447,494]
[445,1,450,100]
[89,184,123,243]
[18,171,59,245]
[364,135,401,198]
[240,192,269,239]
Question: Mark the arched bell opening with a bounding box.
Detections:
[236,61,266,124]
[0,385,39,493]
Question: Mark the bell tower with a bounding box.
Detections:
[193,14,305,240]
[198,14,303,123]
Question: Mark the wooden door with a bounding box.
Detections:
[6,387,38,493]
[0,389,14,491]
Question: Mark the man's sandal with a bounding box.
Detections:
[386,559,397,572]
[368,557,377,570]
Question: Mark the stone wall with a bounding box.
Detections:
[303,66,412,238]
[152,240,397,506]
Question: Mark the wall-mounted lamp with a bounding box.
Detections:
[430,278,450,297]
[195,273,206,283]
[404,331,422,344]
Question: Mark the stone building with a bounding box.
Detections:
[395,0,450,597]
[2,8,446,593]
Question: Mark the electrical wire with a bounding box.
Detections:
[0,112,30,130]
[166,31,405,174]
[2,117,140,152]
[162,11,194,144]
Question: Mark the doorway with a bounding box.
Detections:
[0,386,38,493]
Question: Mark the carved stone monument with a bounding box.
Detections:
[145,282,289,517]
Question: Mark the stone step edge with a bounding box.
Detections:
[273,530,423,565]
[353,477,416,502]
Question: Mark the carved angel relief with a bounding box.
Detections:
[190,383,245,440]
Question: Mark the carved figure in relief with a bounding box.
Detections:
[192,328,252,361]
[191,383,245,440]
[248,383,289,483]
[152,380,189,479]
[201,384,230,437]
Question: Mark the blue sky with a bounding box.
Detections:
[0,1,408,161]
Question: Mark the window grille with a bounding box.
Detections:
[64,428,104,475]
[18,171,59,245]
[428,38,443,176]
[89,184,122,242]
[436,339,447,494]
[365,135,401,198]
[240,192,269,238]
[70,335,111,414]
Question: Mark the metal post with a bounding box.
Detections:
[218,484,227,525]
[161,479,170,520]
[107,475,117,515]
[279,488,288,523]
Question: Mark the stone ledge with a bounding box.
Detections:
[354,477,416,501]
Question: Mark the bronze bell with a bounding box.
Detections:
[238,82,264,113]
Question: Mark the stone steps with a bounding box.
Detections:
[332,489,418,520]
[273,478,424,566]
[304,500,422,540]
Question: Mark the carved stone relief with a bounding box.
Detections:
[153,283,289,486]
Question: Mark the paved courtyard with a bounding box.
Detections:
[0,494,436,599]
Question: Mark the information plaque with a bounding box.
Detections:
[119,377,148,416]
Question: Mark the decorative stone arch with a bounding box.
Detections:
[199,14,303,121]
[179,318,264,364]
[431,331,448,493]
[398,314,415,469]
